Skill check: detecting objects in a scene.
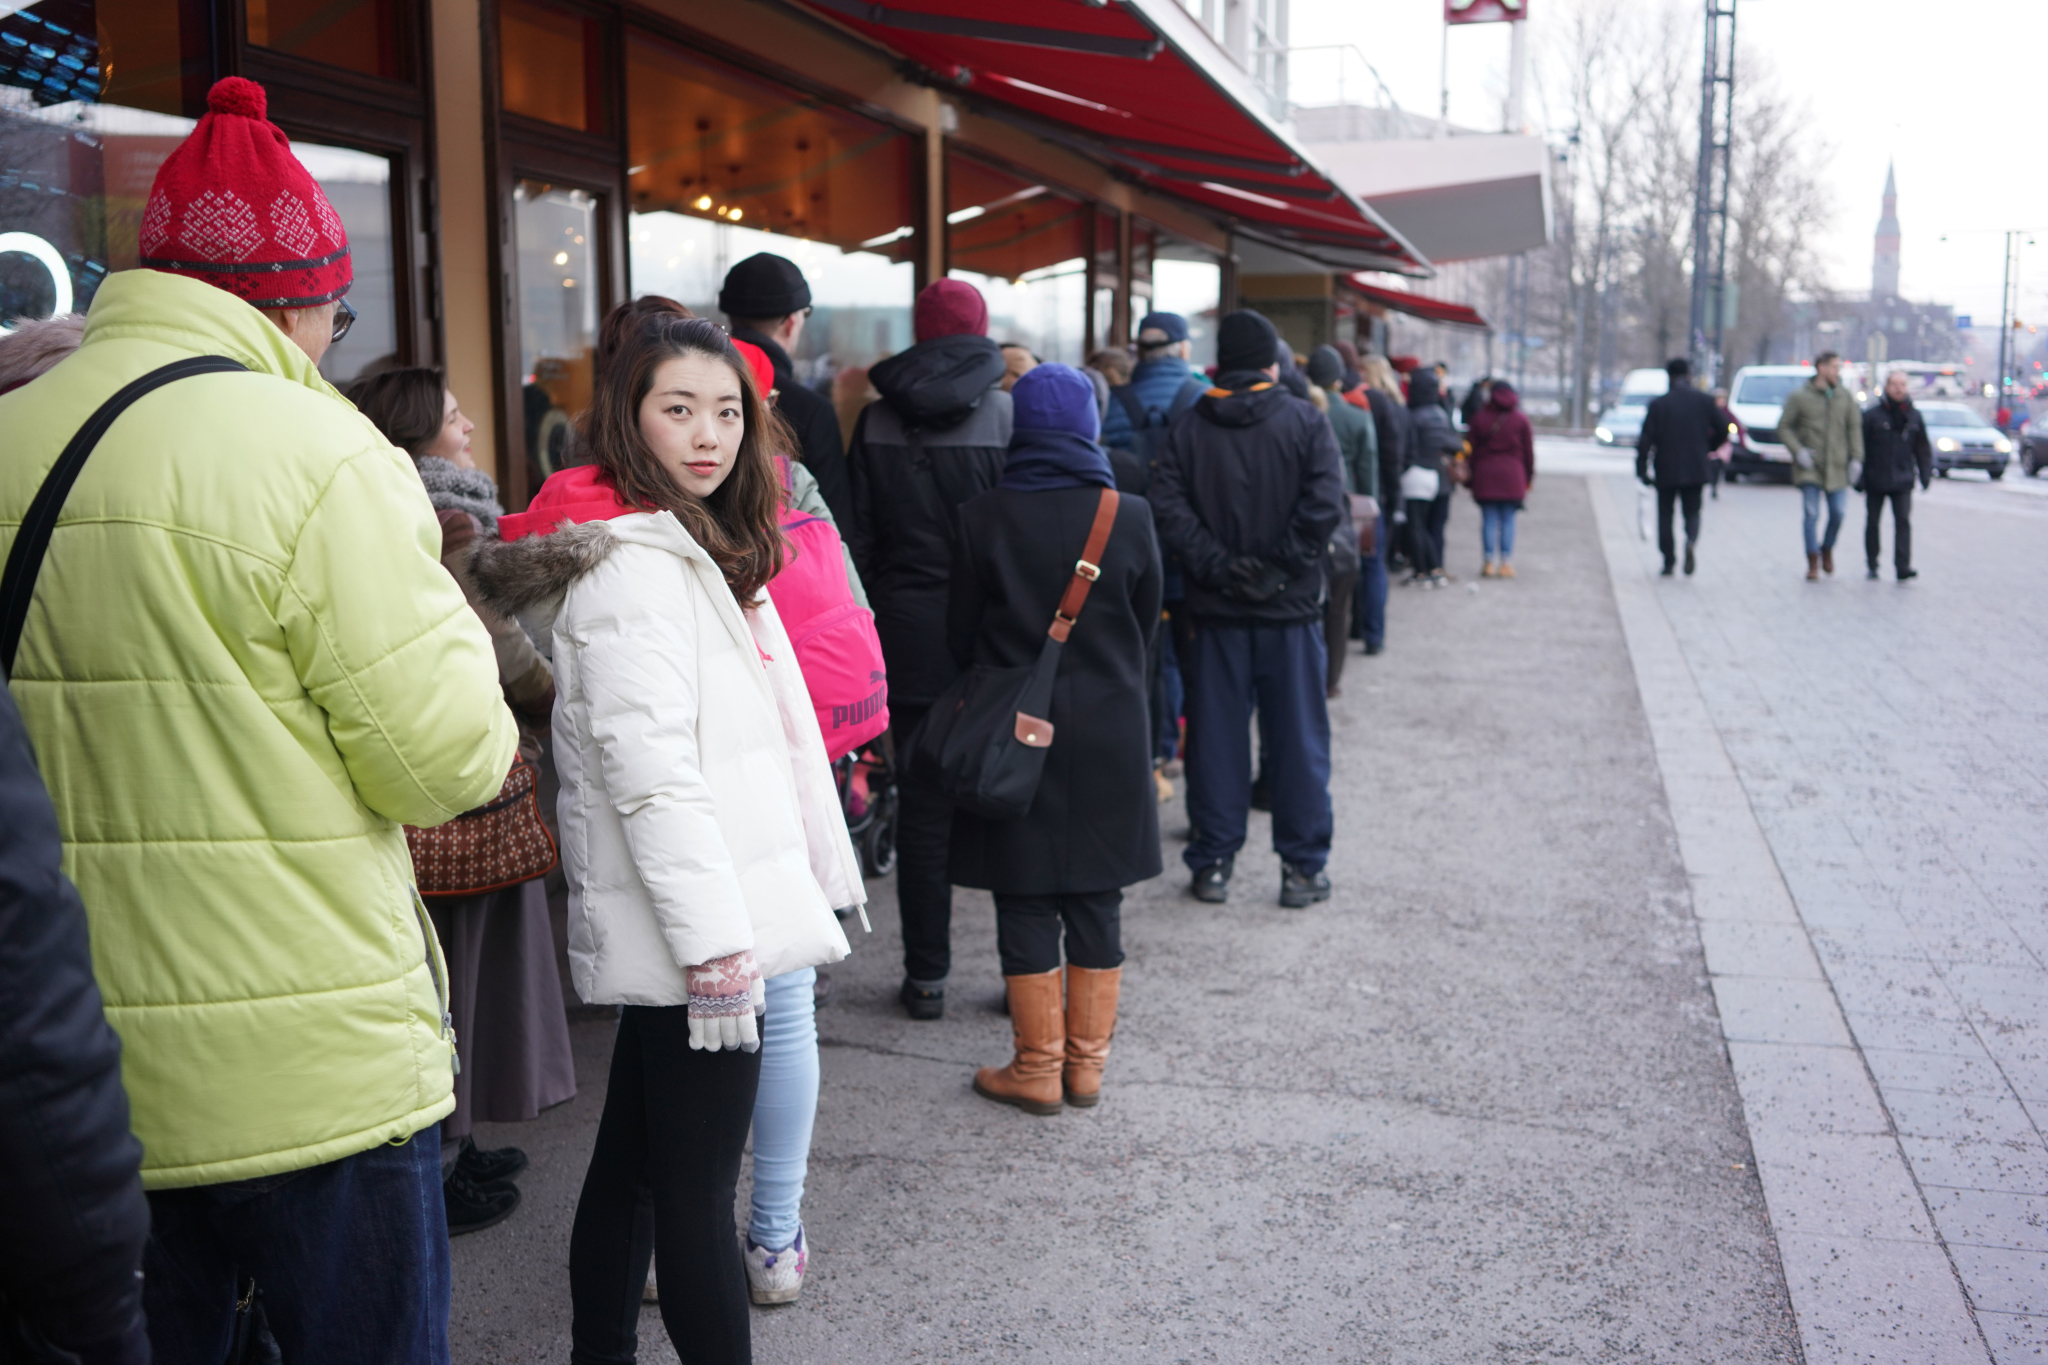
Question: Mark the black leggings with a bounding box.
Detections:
[569,1005,762,1365]
[995,890,1125,976]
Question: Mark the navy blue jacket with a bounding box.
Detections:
[0,686,149,1363]
[1148,379,1347,625]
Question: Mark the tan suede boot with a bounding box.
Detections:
[973,970,1064,1115]
[1061,964,1122,1107]
[1805,552,1820,581]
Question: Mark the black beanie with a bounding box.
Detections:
[1306,345,1343,388]
[718,252,811,320]
[1216,309,1280,373]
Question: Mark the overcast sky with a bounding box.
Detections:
[1287,0,2048,328]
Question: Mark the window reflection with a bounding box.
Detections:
[500,0,600,132]
[1153,254,1222,370]
[624,32,914,386]
[948,155,1087,364]
[292,140,393,386]
[247,0,402,82]
[515,180,598,483]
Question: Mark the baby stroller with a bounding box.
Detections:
[837,733,899,880]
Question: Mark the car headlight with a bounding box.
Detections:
[1595,426,1613,443]
[1995,437,2013,454]
[1936,436,1959,453]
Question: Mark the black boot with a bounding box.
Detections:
[899,978,945,1021]
[445,1165,519,1236]
[1192,857,1234,904]
[1683,542,1697,576]
[1280,864,1332,909]
[453,1134,528,1185]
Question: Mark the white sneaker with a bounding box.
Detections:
[744,1225,807,1305]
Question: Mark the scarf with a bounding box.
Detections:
[999,429,1115,493]
[415,456,505,536]
[1881,394,1913,433]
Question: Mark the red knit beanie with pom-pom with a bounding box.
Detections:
[140,77,353,309]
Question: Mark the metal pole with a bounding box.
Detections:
[1507,16,1527,134]
[1997,230,2013,401]
[1707,2,1737,386]
[1438,15,1449,137]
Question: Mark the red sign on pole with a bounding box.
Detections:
[1446,0,1527,22]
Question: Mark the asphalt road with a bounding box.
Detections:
[450,466,1802,1363]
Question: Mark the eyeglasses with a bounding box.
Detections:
[331,297,357,344]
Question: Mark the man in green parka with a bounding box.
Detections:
[1779,350,1865,579]
[0,77,515,1360]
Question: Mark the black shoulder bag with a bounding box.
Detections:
[910,487,1119,821]
[1,356,248,678]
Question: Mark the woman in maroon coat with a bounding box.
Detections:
[1467,381,1536,578]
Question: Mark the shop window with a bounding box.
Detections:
[499,0,604,134]
[1153,248,1222,370]
[948,154,1086,364]
[624,31,915,382]
[515,180,599,480]
[1,0,197,120]
[247,0,403,82]
[0,83,397,387]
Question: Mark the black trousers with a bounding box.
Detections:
[1865,487,1913,571]
[890,703,955,983]
[1323,567,1358,693]
[1408,494,1450,574]
[994,890,1125,977]
[1657,484,1703,563]
[569,1006,761,1365]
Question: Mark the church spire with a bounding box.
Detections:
[1873,160,1901,299]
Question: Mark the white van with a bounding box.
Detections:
[1726,364,1816,480]
[1592,368,1671,446]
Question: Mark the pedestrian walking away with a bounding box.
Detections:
[1780,350,1864,579]
[1467,379,1535,578]
[346,365,577,1238]
[471,310,860,1364]
[846,278,1013,1021]
[721,252,851,523]
[945,363,1163,1115]
[1148,309,1345,909]
[1859,370,1933,581]
[0,77,518,1362]
[1635,358,1723,577]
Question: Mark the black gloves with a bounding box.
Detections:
[1223,556,1290,603]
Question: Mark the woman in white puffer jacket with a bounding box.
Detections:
[472,311,861,1365]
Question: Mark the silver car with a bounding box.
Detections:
[1594,395,1651,447]
[1916,402,2011,479]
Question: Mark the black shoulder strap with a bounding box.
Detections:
[2,356,248,677]
[1111,384,1148,432]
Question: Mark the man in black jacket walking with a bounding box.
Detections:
[1150,311,1346,909]
[0,686,150,1364]
[1636,357,1724,576]
[847,279,1013,1019]
[1861,371,1934,580]
[720,252,852,523]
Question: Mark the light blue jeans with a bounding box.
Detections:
[749,968,818,1253]
[1801,484,1847,555]
[1479,502,1519,559]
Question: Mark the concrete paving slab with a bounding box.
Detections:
[1727,1042,1893,1136]
[1925,1187,2048,1253]
[1774,1232,1991,1363]
[1977,1312,2048,1362]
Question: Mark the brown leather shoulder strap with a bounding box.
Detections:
[1048,488,1119,642]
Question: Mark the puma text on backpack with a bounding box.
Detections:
[767,458,889,761]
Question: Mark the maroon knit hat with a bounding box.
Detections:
[913,279,988,342]
[139,77,352,309]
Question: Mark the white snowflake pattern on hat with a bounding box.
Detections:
[180,190,265,263]
[268,191,319,258]
[139,193,174,256]
[314,194,345,252]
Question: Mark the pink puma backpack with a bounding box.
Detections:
[767,457,889,761]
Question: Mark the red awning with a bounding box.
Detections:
[789,0,1427,273]
[1347,277,1489,329]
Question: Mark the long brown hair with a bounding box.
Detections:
[579,312,784,603]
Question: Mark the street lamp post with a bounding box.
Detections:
[1688,0,1737,388]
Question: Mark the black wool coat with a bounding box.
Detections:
[945,484,1165,895]
[1636,384,1725,487]
[1860,399,1933,492]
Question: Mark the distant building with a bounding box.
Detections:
[1873,161,1901,300]
[1791,165,1956,371]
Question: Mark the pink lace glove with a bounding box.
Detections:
[687,950,764,1053]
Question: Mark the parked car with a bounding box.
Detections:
[1724,364,1812,482]
[1593,367,1669,447]
[2021,415,2048,477]
[1916,402,2011,478]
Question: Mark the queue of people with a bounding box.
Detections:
[0,72,1529,1365]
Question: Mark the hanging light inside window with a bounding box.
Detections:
[694,194,714,211]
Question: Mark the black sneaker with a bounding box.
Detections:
[1363,640,1384,656]
[1192,858,1233,904]
[1683,543,1696,576]
[1280,864,1332,909]
[1660,560,1675,577]
[454,1135,528,1186]
[1898,568,1918,581]
[1867,564,1881,580]
[899,979,945,1021]
[445,1166,519,1236]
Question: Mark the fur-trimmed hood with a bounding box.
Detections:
[470,519,618,619]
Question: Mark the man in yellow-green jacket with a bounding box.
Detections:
[1779,350,1865,579]
[0,77,514,1361]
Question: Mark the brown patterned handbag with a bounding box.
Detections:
[405,754,558,896]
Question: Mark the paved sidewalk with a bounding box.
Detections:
[451,470,1799,1362]
[1586,462,2048,1362]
